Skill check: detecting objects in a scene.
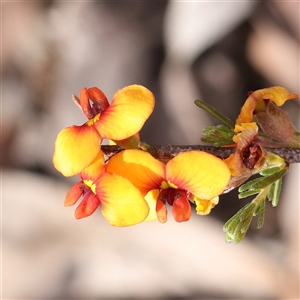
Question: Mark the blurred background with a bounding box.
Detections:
[2,1,299,299]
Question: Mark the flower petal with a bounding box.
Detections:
[225,122,259,176]
[236,86,298,124]
[255,101,300,148]
[95,85,155,140]
[106,149,165,195]
[80,151,105,180]
[53,123,102,177]
[97,173,149,226]
[64,181,84,206]
[144,189,159,222]
[172,191,191,222]
[166,151,230,200]
[87,87,109,112]
[193,195,219,215]
[156,190,168,223]
[75,193,101,219]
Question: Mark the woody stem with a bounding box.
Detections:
[101,145,300,165]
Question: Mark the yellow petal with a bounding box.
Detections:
[95,85,155,140]
[80,151,105,180]
[106,149,165,195]
[193,195,219,215]
[232,122,258,146]
[166,151,230,200]
[53,123,102,177]
[144,189,159,222]
[97,173,149,226]
[236,86,298,124]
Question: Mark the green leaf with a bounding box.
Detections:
[254,199,265,229]
[249,168,287,190]
[238,189,261,199]
[238,177,265,193]
[259,167,281,176]
[239,168,287,192]
[201,125,235,146]
[223,203,256,243]
[267,178,282,207]
[194,100,235,128]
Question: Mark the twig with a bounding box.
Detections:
[101,145,300,165]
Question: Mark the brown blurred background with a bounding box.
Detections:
[2,1,299,299]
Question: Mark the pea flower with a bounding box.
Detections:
[106,149,230,223]
[53,85,155,177]
[64,151,149,226]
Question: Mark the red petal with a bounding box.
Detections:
[79,88,94,119]
[64,181,84,206]
[172,191,191,222]
[87,87,109,112]
[75,193,100,219]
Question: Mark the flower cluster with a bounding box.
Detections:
[53,84,299,242]
[53,85,231,226]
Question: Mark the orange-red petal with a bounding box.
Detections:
[96,172,149,226]
[53,123,102,177]
[64,181,84,206]
[172,191,191,222]
[75,193,101,219]
[95,85,155,140]
[106,149,165,196]
[166,151,230,200]
[87,87,109,111]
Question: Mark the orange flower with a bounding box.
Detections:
[106,149,230,223]
[53,85,155,177]
[64,152,149,226]
[236,86,298,125]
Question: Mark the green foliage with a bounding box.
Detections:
[224,203,256,243]
[195,99,297,243]
[223,166,288,243]
[201,125,235,147]
[194,99,235,128]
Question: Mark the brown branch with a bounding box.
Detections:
[101,145,300,165]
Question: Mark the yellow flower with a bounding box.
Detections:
[53,85,155,177]
[106,149,230,223]
[64,152,149,226]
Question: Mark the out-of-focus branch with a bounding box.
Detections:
[101,145,300,165]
